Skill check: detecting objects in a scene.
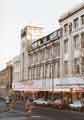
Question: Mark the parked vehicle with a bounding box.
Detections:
[5,96,10,104]
[47,99,54,106]
[69,100,84,111]
[0,97,8,112]
[33,98,48,106]
[52,99,68,109]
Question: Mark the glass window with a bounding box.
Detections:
[81,57,84,74]
[57,61,60,78]
[74,18,79,30]
[64,39,68,53]
[54,44,60,57]
[40,65,44,79]
[69,22,72,33]
[74,35,79,49]
[73,58,80,74]
[81,33,84,48]
[64,24,68,34]
[81,15,84,25]
[64,61,68,75]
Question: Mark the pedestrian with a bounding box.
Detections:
[25,98,32,114]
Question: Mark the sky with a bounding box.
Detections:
[0,0,83,70]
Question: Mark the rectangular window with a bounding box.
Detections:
[40,65,44,79]
[57,61,60,78]
[69,22,72,33]
[73,58,80,74]
[81,15,84,25]
[64,24,68,34]
[64,61,68,75]
[81,33,84,48]
[74,18,79,30]
[81,57,84,74]
[74,35,79,49]
[64,39,68,53]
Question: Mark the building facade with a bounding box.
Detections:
[11,3,84,101]
[0,66,12,97]
[25,3,84,91]
[7,55,22,91]
[59,3,84,79]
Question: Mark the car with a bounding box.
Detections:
[5,96,10,104]
[52,99,67,109]
[69,100,84,111]
[0,97,8,112]
[33,98,48,106]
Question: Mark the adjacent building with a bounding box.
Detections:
[0,65,12,97]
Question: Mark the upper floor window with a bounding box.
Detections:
[81,33,84,48]
[69,22,72,33]
[74,18,79,30]
[81,57,84,74]
[74,35,79,49]
[54,44,60,57]
[64,24,68,34]
[81,15,84,25]
[73,58,80,74]
[64,61,68,75]
[64,39,68,54]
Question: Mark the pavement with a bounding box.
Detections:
[0,101,84,120]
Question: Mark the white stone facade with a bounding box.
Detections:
[59,3,84,79]
[11,3,84,91]
[26,3,84,90]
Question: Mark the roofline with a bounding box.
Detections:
[59,2,84,22]
[32,28,61,44]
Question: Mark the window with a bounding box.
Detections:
[35,53,38,63]
[69,22,72,33]
[74,18,79,30]
[73,58,80,74]
[64,61,68,75]
[37,66,40,80]
[81,57,84,74]
[41,50,45,61]
[52,62,60,79]
[50,31,57,40]
[40,65,44,79]
[40,39,43,44]
[57,61,60,78]
[64,24,68,34]
[28,68,32,80]
[54,44,60,57]
[81,15,84,25]
[46,64,50,79]
[74,35,79,49]
[64,39,68,53]
[81,33,84,48]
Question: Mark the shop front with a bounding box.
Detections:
[54,77,84,103]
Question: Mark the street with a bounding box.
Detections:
[0,106,84,120]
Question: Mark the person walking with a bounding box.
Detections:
[25,98,32,112]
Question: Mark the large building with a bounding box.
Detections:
[11,3,84,101]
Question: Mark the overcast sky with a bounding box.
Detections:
[0,0,83,70]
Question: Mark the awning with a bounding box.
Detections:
[12,80,42,92]
[55,77,84,88]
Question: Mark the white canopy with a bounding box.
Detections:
[12,77,84,92]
